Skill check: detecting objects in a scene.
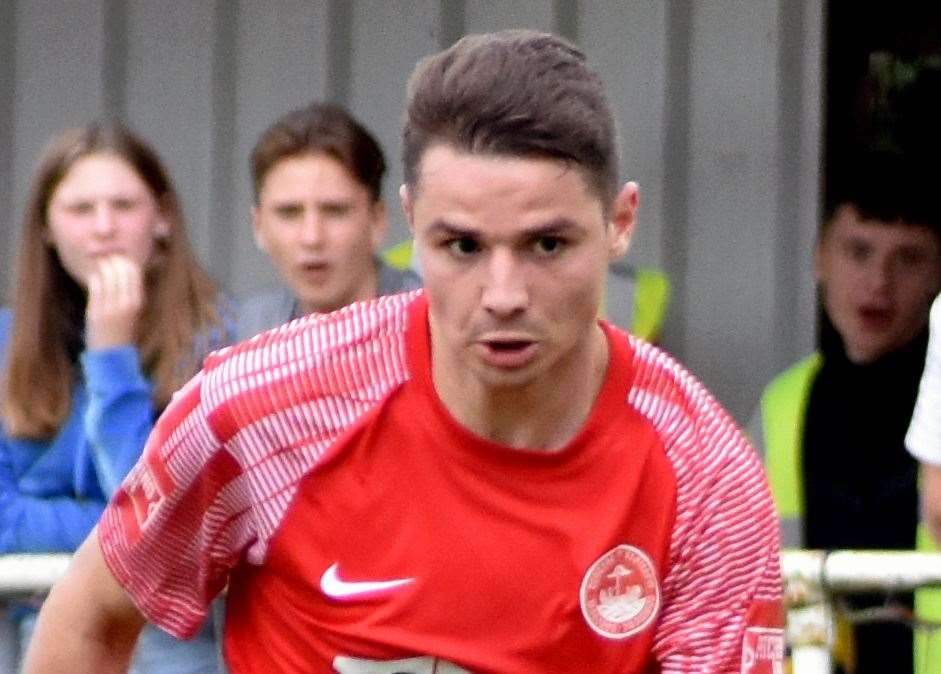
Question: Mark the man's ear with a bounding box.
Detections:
[251,205,268,252]
[370,200,388,250]
[400,184,414,234]
[607,181,639,260]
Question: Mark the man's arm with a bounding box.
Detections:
[650,390,784,672]
[923,462,941,548]
[24,528,146,674]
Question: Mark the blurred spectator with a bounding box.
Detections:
[0,123,228,673]
[238,102,420,340]
[751,151,941,673]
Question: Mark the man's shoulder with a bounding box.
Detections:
[210,290,420,367]
[200,291,421,420]
[626,336,756,470]
[627,338,775,562]
[235,287,297,341]
[626,336,713,418]
[377,261,422,296]
[238,287,292,313]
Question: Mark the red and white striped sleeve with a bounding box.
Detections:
[98,293,416,638]
[98,363,247,637]
[630,339,784,674]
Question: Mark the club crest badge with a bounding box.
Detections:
[580,544,660,639]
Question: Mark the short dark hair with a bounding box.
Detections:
[251,102,386,203]
[824,150,941,235]
[403,30,619,206]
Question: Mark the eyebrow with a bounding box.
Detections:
[266,197,354,208]
[425,217,583,239]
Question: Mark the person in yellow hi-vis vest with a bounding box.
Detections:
[385,240,669,342]
[750,151,941,674]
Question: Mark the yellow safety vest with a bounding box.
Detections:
[761,354,941,674]
[382,239,414,273]
[603,265,671,343]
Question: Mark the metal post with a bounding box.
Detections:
[783,550,941,674]
[0,554,71,595]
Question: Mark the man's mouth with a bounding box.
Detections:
[857,306,893,329]
[477,338,539,369]
[487,340,531,351]
[298,261,330,278]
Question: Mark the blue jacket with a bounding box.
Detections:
[0,308,216,553]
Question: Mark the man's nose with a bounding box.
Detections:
[481,249,528,317]
[299,213,326,246]
[869,255,894,293]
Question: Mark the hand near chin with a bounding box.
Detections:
[85,255,145,350]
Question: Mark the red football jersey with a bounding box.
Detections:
[99,291,783,673]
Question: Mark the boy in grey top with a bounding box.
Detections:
[239,102,420,340]
[238,262,419,340]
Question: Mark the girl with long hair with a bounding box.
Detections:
[0,122,227,672]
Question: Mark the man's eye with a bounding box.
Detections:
[846,242,871,262]
[321,204,353,218]
[274,205,303,219]
[534,236,564,255]
[897,249,928,268]
[447,237,480,256]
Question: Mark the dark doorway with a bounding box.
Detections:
[825,3,941,210]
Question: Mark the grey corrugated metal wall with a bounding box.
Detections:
[0,0,823,424]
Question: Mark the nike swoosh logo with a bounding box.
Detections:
[320,563,415,600]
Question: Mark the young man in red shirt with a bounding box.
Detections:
[25,30,783,674]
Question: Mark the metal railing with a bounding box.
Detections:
[0,554,70,595]
[3,550,941,673]
[784,550,941,674]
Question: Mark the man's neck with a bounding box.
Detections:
[431,325,610,452]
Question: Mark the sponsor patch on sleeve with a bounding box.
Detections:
[741,627,785,674]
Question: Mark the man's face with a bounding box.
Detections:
[403,144,635,393]
[253,153,386,315]
[816,204,941,363]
